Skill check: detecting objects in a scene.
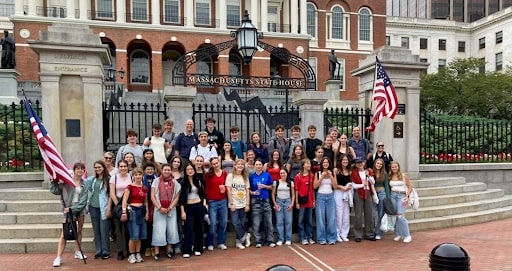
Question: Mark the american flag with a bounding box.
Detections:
[366,57,398,132]
[23,98,75,187]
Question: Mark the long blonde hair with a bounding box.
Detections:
[231,159,248,180]
[372,158,386,183]
[389,161,403,180]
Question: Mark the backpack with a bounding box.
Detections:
[249,143,267,151]
[275,179,294,198]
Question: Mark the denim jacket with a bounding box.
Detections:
[74,176,110,220]
[49,180,86,213]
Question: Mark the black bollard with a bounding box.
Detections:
[429,243,470,271]
[266,264,297,271]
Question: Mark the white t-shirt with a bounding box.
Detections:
[148,136,167,164]
[225,173,249,209]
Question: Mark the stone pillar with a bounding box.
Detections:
[250,0,259,29]
[323,79,344,109]
[351,46,427,179]
[184,1,194,27]
[290,0,298,34]
[164,86,197,132]
[116,0,126,23]
[0,70,20,105]
[28,0,36,16]
[218,0,227,29]
[15,0,24,16]
[260,0,268,32]
[66,0,75,19]
[293,91,328,140]
[299,0,307,35]
[151,0,160,25]
[28,23,111,181]
[79,0,88,20]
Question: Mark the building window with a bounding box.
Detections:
[227,0,240,28]
[96,0,114,19]
[195,0,211,25]
[331,6,344,40]
[438,59,446,69]
[479,58,485,73]
[358,7,371,41]
[130,50,150,84]
[496,31,503,44]
[308,58,317,83]
[420,38,428,49]
[163,0,180,23]
[479,37,485,49]
[307,3,317,38]
[420,58,428,63]
[0,0,14,17]
[438,39,446,50]
[131,0,148,21]
[401,37,409,48]
[229,53,242,76]
[458,41,465,52]
[496,52,503,71]
[386,36,390,46]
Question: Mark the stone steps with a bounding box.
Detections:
[0,175,511,253]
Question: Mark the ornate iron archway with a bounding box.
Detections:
[172,36,316,91]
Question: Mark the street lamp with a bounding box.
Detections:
[237,10,259,64]
[105,65,125,81]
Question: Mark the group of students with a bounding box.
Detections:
[50,118,414,267]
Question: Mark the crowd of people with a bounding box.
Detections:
[50,118,414,267]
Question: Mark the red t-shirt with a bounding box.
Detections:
[294,173,314,208]
[266,167,281,181]
[205,170,228,201]
[127,184,148,204]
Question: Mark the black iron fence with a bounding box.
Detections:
[0,100,44,171]
[103,102,168,152]
[324,107,372,139]
[192,103,299,144]
[420,110,512,163]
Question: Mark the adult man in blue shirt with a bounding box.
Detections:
[348,127,372,166]
[249,159,275,248]
[173,119,198,163]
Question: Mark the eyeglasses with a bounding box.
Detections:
[104,157,112,160]
[377,145,384,147]
[94,166,102,169]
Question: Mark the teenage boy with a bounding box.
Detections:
[268,124,290,161]
[162,119,176,161]
[288,125,305,159]
[305,125,323,160]
[143,123,170,164]
[204,117,225,152]
[230,126,247,160]
[116,128,144,165]
[189,131,219,171]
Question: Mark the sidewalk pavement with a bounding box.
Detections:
[2,218,511,271]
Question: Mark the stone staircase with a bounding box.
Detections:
[0,176,511,253]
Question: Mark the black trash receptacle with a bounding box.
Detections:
[429,243,470,271]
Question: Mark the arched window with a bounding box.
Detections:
[229,53,242,76]
[197,58,212,75]
[307,3,317,38]
[359,7,371,41]
[130,50,150,84]
[331,6,344,40]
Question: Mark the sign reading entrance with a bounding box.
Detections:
[186,74,306,89]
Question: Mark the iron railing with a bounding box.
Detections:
[0,100,44,171]
[103,102,168,153]
[324,107,372,139]
[192,103,299,144]
[420,110,512,163]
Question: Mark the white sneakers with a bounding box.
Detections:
[194,251,202,256]
[52,257,61,267]
[341,237,349,242]
[135,253,144,263]
[375,235,382,240]
[183,253,190,258]
[236,243,245,250]
[128,254,136,264]
[285,241,292,246]
[276,241,283,246]
[403,236,412,243]
[218,244,228,250]
[207,245,214,251]
[74,251,87,260]
[394,236,402,241]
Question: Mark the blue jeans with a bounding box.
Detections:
[391,192,411,237]
[298,207,313,241]
[89,206,110,256]
[374,190,387,236]
[315,193,337,243]
[207,199,228,247]
[275,198,293,242]
[230,208,248,243]
[251,198,274,245]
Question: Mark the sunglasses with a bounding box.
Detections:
[104,157,112,160]
[377,145,384,147]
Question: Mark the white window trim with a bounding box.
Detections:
[357,7,373,51]
[326,5,350,50]
[130,49,151,85]
[131,0,149,22]
[307,3,318,41]
[95,0,115,19]
[195,0,212,26]
[163,0,181,24]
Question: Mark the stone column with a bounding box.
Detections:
[28,23,111,181]
[151,0,160,25]
[28,0,36,16]
[15,0,24,16]
[79,0,88,20]
[299,0,307,35]
[0,70,20,105]
[66,0,75,19]
[250,0,259,29]
[116,0,126,23]
[293,91,328,140]
[260,0,268,32]
[351,46,427,179]
[184,1,194,27]
[323,79,344,109]
[164,86,197,132]
[290,0,298,34]
[218,0,227,29]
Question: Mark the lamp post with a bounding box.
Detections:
[236,10,260,64]
[105,65,125,82]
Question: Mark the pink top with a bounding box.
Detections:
[110,174,132,198]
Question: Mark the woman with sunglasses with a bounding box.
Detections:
[367,141,393,173]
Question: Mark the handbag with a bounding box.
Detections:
[112,175,131,220]
[63,213,78,240]
[297,174,311,204]
[383,197,397,215]
[408,188,420,210]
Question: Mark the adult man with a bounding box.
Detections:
[115,129,144,165]
[328,49,339,79]
[173,120,198,162]
[348,127,372,164]
[0,30,15,69]
[189,131,218,171]
[203,117,225,152]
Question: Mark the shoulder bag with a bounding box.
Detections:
[297,174,310,204]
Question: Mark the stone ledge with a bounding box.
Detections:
[420,163,512,171]
[0,172,44,182]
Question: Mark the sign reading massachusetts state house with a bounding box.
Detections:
[186,74,306,89]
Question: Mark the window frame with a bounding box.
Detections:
[401,37,409,48]
[358,7,372,42]
[130,0,149,22]
[163,0,180,24]
[438,39,446,50]
[331,6,344,40]
[195,0,211,26]
[306,3,317,38]
[130,49,151,85]
[95,0,114,20]
[226,0,241,28]
[496,31,503,44]
[496,52,503,71]
[458,41,466,52]
[479,37,485,49]
[420,38,428,50]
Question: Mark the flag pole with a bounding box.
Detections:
[365,57,379,137]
